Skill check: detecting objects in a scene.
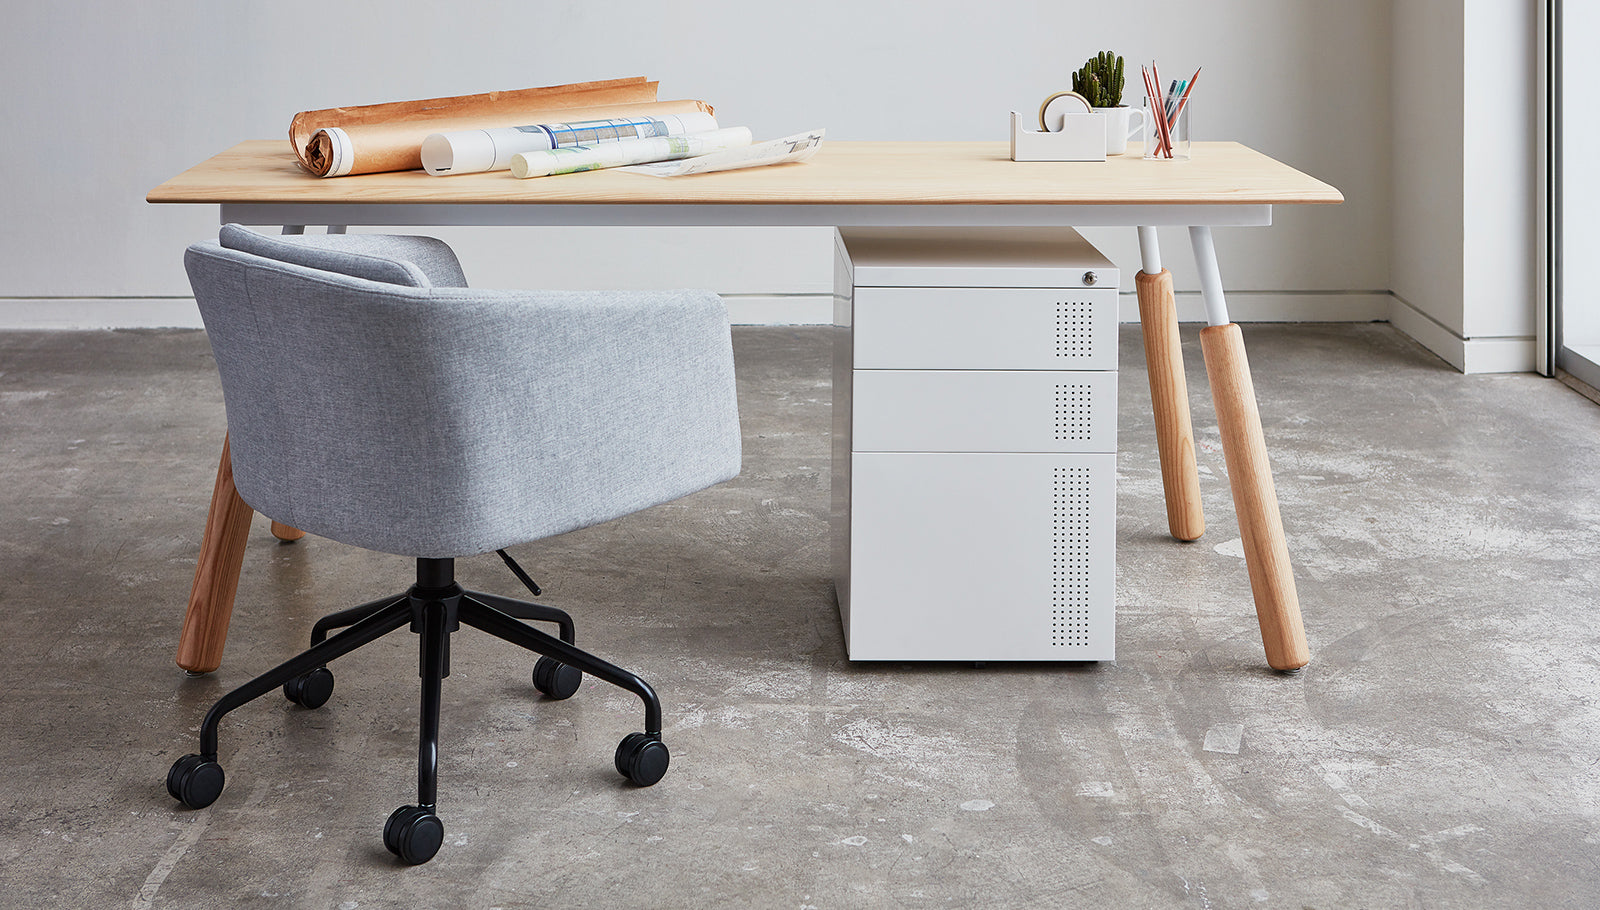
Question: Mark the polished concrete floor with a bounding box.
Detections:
[3,323,1599,908]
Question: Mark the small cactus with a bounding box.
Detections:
[1071,51,1125,108]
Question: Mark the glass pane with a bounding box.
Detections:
[1558,0,1600,387]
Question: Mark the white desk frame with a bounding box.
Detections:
[224,200,1261,322]
[230,204,1251,372]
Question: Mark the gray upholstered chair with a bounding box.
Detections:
[167,225,741,864]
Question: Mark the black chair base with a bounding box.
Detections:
[166,557,668,865]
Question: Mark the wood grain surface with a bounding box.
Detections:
[1200,323,1310,671]
[150,140,1344,208]
[1136,268,1206,542]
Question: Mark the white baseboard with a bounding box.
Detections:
[720,294,834,326]
[1460,337,1538,373]
[0,295,839,330]
[6,293,1530,375]
[0,298,204,330]
[1115,290,1392,324]
[1386,297,1465,369]
[1386,296,1536,373]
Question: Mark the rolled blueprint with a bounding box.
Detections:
[508,127,754,178]
[422,111,719,176]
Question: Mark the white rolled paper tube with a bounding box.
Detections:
[317,127,356,177]
[422,111,719,176]
[509,127,754,179]
[420,129,500,176]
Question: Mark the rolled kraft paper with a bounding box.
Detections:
[289,77,712,177]
[302,98,713,177]
[292,76,657,175]
[290,76,657,176]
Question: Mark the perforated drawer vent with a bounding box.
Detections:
[1055,299,1095,359]
[1055,383,1094,442]
[1051,465,1093,648]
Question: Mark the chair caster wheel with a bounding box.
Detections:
[615,733,670,787]
[532,656,582,700]
[383,805,444,865]
[283,667,334,708]
[167,754,225,809]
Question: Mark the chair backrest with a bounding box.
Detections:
[219,224,469,288]
[185,239,741,559]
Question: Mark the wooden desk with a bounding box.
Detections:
[149,139,1341,673]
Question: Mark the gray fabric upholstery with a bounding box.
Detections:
[185,239,741,558]
[219,224,469,288]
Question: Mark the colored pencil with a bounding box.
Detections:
[1153,63,1176,157]
[1141,66,1158,155]
[1144,65,1173,157]
[1169,68,1202,139]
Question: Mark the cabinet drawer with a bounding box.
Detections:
[843,452,1115,661]
[852,286,1118,371]
[851,370,1116,453]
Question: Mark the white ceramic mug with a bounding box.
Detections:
[1097,106,1145,156]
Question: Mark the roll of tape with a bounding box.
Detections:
[1038,91,1092,132]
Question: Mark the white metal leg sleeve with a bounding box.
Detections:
[1188,225,1232,327]
[1137,226,1162,275]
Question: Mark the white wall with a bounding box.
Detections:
[1464,0,1536,344]
[0,1,1392,329]
[1391,0,1466,340]
[1390,0,1539,373]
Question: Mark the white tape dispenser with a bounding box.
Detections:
[1009,90,1106,162]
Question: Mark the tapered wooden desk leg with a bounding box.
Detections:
[269,521,305,542]
[1136,268,1205,541]
[176,435,255,674]
[1199,324,1309,671]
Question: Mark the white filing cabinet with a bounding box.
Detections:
[832,228,1118,661]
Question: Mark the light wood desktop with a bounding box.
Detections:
[149,139,1341,674]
